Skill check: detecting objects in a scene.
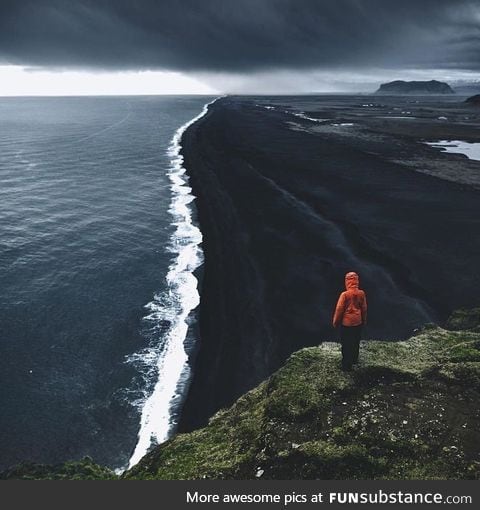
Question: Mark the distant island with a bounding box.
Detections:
[466,94,480,106]
[375,80,454,95]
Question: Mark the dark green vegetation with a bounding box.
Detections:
[446,308,480,331]
[3,309,479,480]
[0,457,115,480]
[375,80,454,95]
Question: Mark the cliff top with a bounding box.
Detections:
[126,308,480,480]
[3,308,480,480]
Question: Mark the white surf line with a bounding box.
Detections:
[291,111,327,122]
[126,97,222,470]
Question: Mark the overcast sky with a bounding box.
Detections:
[0,0,479,95]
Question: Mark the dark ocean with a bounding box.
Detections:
[0,95,214,471]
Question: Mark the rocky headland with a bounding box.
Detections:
[375,80,454,95]
[2,309,479,480]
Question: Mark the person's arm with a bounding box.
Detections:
[361,291,368,325]
[332,292,346,327]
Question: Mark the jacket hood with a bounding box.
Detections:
[345,271,359,290]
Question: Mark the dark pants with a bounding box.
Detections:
[341,325,362,369]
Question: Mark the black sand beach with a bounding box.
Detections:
[179,95,480,431]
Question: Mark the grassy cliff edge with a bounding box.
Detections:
[3,309,480,480]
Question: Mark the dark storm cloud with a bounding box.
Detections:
[0,0,479,72]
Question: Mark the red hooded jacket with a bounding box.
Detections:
[333,272,367,327]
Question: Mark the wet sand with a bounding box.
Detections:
[179,95,480,430]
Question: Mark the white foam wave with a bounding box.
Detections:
[291,112,326,122]
[126,97,221,470]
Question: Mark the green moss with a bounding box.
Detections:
[0,457,116,480]
[273,441,384,479]
[264,346,350,421]
[446,308,480,331]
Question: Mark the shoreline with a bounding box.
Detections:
[178,96,480,432]
[126,98,219,469]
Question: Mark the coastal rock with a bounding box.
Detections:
[3,312,480,480]
[124,316,480,480]
[375,80,454,95]
[0,457,115,480]
[465,94,480,106]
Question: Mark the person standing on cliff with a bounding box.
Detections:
[333,271,368,371]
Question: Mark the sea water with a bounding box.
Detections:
[425,140,480,162]
[0,95,213,470]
